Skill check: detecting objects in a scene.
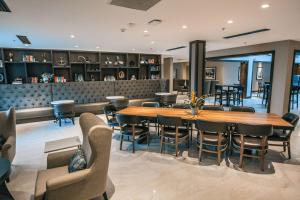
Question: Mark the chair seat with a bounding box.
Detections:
[122,125,149,136]
[35,166,69,200]
[268,129,289,141]
[162,127,189,138]
[107,118,119,127]
[201,132,227,145]
[233,136,263,149]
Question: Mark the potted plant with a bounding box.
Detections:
[187,91,205,115]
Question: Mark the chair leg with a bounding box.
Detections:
[59,117,62,127]
[132,138,135,153]
[71,117,75,125]
[103,191,109,200]
[120,134,124,150]
[260,149,265,171]
[147,133,150,149]
[283,142,287,152]
[287,141,291,159]
[160,136,164,154]
[217,149,221,166]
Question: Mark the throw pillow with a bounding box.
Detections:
[68,148,87,173]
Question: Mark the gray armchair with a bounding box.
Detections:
[34,113,114,200]
[0,107,16,163]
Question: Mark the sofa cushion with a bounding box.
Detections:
[68,148,87,173]
[34,166,69,200]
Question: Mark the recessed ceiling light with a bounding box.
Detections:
[227,20,234,24]
[144,30,149,33]
[70,34,75,39]
[182,25,188,29]
[261,4,270,9]
[151,41,155,44]
[96,46,100,49]
[74,45,79,48]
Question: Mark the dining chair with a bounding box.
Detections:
[142,101,160,134]
[157,115,189,157]
[160,94,177,107]
[214,85,227,105]
[268,112,299,159]
[262,83,271,107]
[195,120,229,165]
[233,123,273,171]
[201,105,224,111]
[234,85,244,106]
[103,104,119,131]
[229,106,255,113]
[110,98,129,110]
[116,114,150,153]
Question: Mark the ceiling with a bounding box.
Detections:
[0,0,300,61]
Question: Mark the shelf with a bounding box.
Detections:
[86,70,101,73]
[53,66,71,69]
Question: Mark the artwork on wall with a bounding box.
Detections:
[238,67,240,81]
[256,62,263,80]
[205,67,216,80]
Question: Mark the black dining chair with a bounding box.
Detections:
[262,83,271,107]
[172,104,190,109]
[268,112,299,159]
[233,123,273,171]
[234,85,244,106]
[53,103,75,127]
[141,102,160,108]
[160,94,177,107]
[116,114,150,153]
[214,85,227,105]
[157,115,189,157]
[201,105,224,111]
[142,101,160,134]
[110,98,129,110]
[103,104,119,131]
[195,120,229,165]
[229,106,255,113]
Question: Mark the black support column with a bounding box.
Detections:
[189,40,206,96]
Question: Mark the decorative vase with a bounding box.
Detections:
[191,107,198,116]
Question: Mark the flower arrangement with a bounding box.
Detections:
[184,91,206,115]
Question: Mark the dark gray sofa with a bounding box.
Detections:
[0,80,168,123]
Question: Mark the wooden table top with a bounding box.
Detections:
[117,106,293,129]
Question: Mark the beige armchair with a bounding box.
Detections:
[34,113,114,200]
[0,107,16,163]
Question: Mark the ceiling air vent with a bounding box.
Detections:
[16,35,31,45]
[0,0,11,12]
[166,46,187,51]
[109,0,161,11]
[223,28,270,39]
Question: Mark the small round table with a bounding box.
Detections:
[0,158,14,200]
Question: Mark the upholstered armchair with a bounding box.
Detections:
[34,113,114,200]
[0,107,16,163]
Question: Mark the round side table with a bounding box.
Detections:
[0,158,14,200]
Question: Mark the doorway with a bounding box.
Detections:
[289,50,300,114]
[205,52,275,113]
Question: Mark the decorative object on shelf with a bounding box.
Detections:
[150,66,159,71]
[118,70,125,79]
[90,74,95,81]
[22,55,36,62]
[12,77,23,84]
[129,60,135,67]
[115,56,124,65]
[41,73,53,83]
[148,58,155,64]
[78,56,89,63]
[205,67,216,80]
[256,62,263,80]
[0,73,4,83]
[58,57,66,65]
[8,52,13,62]
[140,60,148,64]
[130,75,136,80]
[0,60,3,68]
[42,53,47,62]
[104,75,116,81]
[186,91,205,116]
[151,74,160,80]
[54,76,65,83]
[105,57,112,65]
[77,74,84,82]
[31,77,38,83]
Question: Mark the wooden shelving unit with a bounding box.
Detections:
[0,48,161,84]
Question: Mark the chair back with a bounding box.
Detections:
[78,113,113,198]
[230,106,255,113]
[201,105,224,111]
[237,123,273,137]
[110,98,129,110]
[172,104,190,109]
[142,101,160,108]
[53,103,74,116]
[196,120,227,133]
[161,94,177,106]
[157,115,182,127]
[116,114,141,126]
[282,113,299,127]
[104,104,117,121]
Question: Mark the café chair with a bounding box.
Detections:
[157,115,189,157]
[53,103,75,127]
[234,85,244,106]
[172,104,190,109]
[233,123,273,171]
[104,104,119,131]
[268,113,299,159]
[142,102,160,134]
[160,94,177,107]
[34,113,114,200]
[229,106,255,113]
[116,114,150,153]
[195,120,228,165]
[0,107,16,163]
[214,85,227,105]
[110,98,129,111]
[201,105,224,111]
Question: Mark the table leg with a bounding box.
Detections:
[0,181,15,200]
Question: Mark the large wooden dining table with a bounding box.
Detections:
[117,106,293,129]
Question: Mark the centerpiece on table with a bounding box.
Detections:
[187,91,205,115]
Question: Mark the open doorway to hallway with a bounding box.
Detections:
[289,50,300,115]
[205,52,274,113]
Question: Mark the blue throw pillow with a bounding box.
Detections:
[68,148,87,173]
